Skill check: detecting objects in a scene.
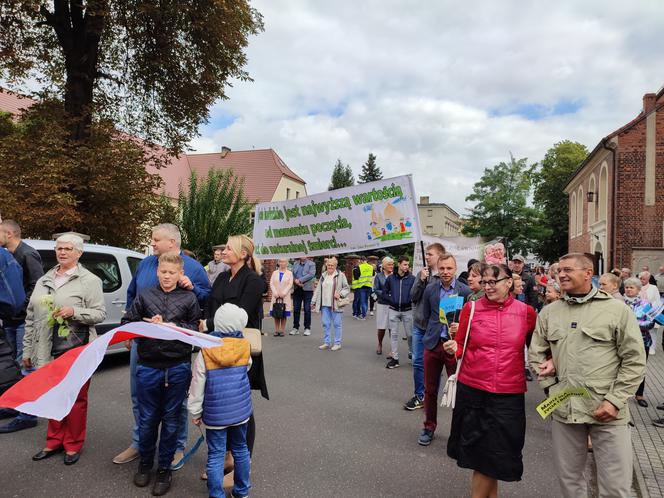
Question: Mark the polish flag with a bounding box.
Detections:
[0,322,221,421]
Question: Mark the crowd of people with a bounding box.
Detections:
[1,217,664,497]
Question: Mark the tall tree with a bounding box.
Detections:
[358,153,383,183]
[532,140,588,263]
[0,101,173,249]
[0,1,263,150]
[462,155,545,256]
[178,169,254,260]
[328,159,355,190]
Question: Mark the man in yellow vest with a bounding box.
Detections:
[352,256,375,320]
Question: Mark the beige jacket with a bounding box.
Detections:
[529,288,645,425]
[269,269,293,312]
[23,264,106,369]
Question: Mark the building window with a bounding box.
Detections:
[427,209,433,217]
[588,175,596,225]
[570,192,577,237]
[295,191,299,198]
[599,163,608,221]
[286,188,290,200]
[577,186,583,235]
[426,225,433,232]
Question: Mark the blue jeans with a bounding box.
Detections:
[352,290,361,317]
[4,322,25,365]
[207,424,251,498]
[357,288,370,318]
[130,342,189,452]
[321,306,343,345]
[292,288,313,330]
[135,362,191,469]
[411,325,425,399]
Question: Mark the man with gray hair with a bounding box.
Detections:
[113,223,211,467]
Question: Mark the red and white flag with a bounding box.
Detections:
[0,322,221,421]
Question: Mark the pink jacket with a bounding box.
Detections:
[454,295,537,394]
[270,269,293,312]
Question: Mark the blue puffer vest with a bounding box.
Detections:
[202,330,253,427]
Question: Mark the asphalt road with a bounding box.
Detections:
[0,310,559,497]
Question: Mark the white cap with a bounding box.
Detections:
[213,303,249,333]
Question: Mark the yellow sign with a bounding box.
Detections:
[536,387,589,419]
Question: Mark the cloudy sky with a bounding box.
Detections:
[189,1,664,215]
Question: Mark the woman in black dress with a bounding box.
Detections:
[200,235,268,454]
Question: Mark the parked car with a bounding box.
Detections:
[24,239,145,352]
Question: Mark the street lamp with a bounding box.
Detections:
[587,191,595,203]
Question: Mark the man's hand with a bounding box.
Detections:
[442,340,458,355]
[22,358,32,369]
[192,418,201,426]
[150,314,163,324]
[593,400,619,423]
[199,319,207,333]
[53,306,75,319]
[420,267,429,282]
[538,358,556,379]
[178,276,194,290]
[448,322,459,338]
[294,279,301,286]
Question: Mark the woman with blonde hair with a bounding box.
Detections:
[269,258,293,337]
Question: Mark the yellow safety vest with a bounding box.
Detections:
[358,263,374,288]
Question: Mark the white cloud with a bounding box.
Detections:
[190,0,664,213]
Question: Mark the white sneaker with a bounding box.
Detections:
[319,343,330,350]
[289,329,299,335]
[303,329,311,336]
[331,344,341,351]
[370,311,374,316]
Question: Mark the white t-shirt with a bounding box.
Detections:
[321,273,335,307]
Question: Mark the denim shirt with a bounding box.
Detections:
[293,260,316,291]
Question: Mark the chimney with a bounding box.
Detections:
[221,146,231,158]
[643,93,657,114]
[419,196,430,205]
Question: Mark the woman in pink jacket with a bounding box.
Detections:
[269,258,293,336]
[444,264,537,498]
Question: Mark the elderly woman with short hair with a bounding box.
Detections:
[373,256,394,354]
[622,277,653,408]
[311,257,350,351]
[23,233,106,465]
[269,258,293,337]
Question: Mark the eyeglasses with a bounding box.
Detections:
[558,267,587,274]
[479,277,509,287]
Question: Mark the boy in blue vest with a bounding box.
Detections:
[189,303,252,498]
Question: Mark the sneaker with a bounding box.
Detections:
[657,403,664,411]
[0,417,37,433]
[303,329,311,336]
[319,344,330,350]
[654,418,664,428]
[386,358,400,369]
[289,329,299,335]
[418,429,434,446]
[331,344,342,351]
[359,316,366,321]
[231,492,249,498]
[152,468,172,496]
[134,462,152,487]
[370,311,374,316]
[170,450,185,471]
[404,396,424,411]
[525,368,533,382]
[114,446,140,464]
[408,352,412,360]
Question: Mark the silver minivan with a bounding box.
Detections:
[25,239,145,349]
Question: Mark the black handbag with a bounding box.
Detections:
[51,321,90,358]
[272,298,286,319]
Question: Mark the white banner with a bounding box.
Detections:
[253,175,422,259]
[413,235,486,275]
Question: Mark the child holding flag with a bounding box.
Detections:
[122,252,201,496]
[189,303,253,498]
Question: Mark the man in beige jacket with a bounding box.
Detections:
[529,252,645,498]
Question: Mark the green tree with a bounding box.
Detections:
[328,159,355,190]
[0,1,263,150]
[532,141,588,263]
[0,101,169,249]
[462,155,545,255]
[178,169,254,260]
[358,153,383,183]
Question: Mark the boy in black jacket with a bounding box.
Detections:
[122,252,200,496]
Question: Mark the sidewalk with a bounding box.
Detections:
[631,328,664,498]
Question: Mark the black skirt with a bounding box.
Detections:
[447,381,526,482]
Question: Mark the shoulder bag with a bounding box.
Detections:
[440,300,476,409]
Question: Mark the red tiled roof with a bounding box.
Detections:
[0,89,35,117]
[0,88,306,203]
[185,149,306,204]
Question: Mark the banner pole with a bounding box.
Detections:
[420,240,426,271]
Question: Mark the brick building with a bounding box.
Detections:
[564,88,664,272]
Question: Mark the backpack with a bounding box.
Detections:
[0,248,25,320]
